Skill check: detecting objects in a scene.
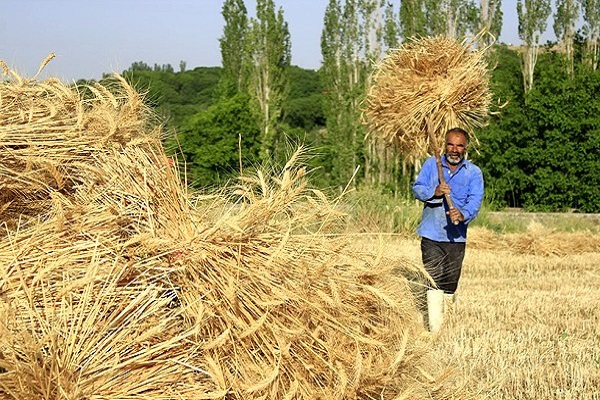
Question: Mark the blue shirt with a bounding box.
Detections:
[412,155,484,243]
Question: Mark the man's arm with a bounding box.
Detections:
[460,167,484,223]
[412,157,443,204]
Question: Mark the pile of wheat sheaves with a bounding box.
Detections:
[0,66,466,399]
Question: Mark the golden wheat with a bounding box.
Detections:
[363,35,492,161]
[0,61,469,399]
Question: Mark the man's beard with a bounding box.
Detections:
[446,153,464,165]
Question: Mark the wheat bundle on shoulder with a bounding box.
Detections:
[363,35,493,160]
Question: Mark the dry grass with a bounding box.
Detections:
[362,36,492,161]
[0,67,159,227]
[0,64,471,399]
[469,224,600,256]
[368,234,600,400]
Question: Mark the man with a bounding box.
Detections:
[412,127,484,333]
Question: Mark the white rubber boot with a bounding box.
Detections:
[427,289,445,333]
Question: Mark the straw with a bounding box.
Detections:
[363,35,493,161]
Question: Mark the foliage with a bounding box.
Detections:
[219,0,249,98]
[472,45,600,212]
[479,0,503,46]
[580,0,600,69]
[175,93,261,188]
[399,0,428,37]
[246,0,292,162]
[282,66,325,130]
[517,0,552,91]
[554,0,579,75]
[122,66,221,128]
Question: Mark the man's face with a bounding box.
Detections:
[445,132,467,165]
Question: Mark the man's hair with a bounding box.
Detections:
[446,127,470,145]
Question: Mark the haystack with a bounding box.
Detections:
[363,36,492,161]
[0,60,468,399]
[469,224,600,256]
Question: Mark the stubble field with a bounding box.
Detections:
[360,230,600,400]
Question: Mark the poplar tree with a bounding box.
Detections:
[338,0,362,183]
[247,0,291,161]
[360,0,385,60]
[424,0,446,35]
[517,0,551,92]
[321,0,396,187]
[445,0,461,37]
[414,0,477,38]
[219,0,249,96]
[580,0,600,70]
[321,0,343,136]
[400,0,427,38]
[554,0,580,76]
[361,0,393,185]
[383,0,400,48]
[378,1,402,187]
[320,0,359,184]
[479,0,503,47]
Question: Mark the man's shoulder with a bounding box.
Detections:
[417,156,437,171]
[463,160,484,184]
[464,159,482,172]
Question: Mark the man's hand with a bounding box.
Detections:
[446,208,464,223]
[434,183,450,197]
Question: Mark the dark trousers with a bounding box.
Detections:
[421,237,466,294]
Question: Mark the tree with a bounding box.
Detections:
[479,0,503,47]
[177,93,261,187]
[320,0,406,189]
[219,0,249,96]
[472,46,600,212]
[246,0,291,162]
[554,0,580,77]
[282,66,325,130]
[336,0,362,182]
[383,0,400,48]
[400,0,427,38]
[419,0,478,37]
[517,0,552,92]
[360,0,384,60]
[122,66,222,129]
[128,61,152,71]
[321,0,395,187]
[423,0,445,35]
[320,0,354,186]
[455,0,480,37]
[580,0,600,70]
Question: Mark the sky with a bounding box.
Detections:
[1,0,558,82]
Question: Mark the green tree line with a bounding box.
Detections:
[89,0,600,213]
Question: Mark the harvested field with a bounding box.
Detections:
[3,64,598,400]
[354,232,600,400]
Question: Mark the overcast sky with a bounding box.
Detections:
[1,0,557,82]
